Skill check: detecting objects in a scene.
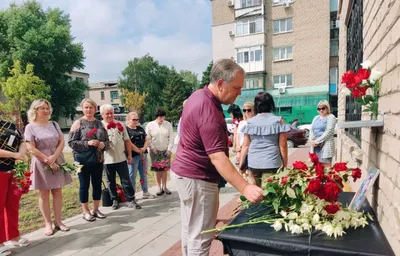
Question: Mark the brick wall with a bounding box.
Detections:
[268,0,330,88]
[211,0,235,26]
[338,0,400,254]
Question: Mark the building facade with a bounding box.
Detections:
[337,0,400,253]
[88,81,122,110]
[211,0,339,124]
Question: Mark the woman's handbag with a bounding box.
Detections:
[73,148,98,166]
[101,181,113,207]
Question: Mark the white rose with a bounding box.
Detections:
[361,60,372,69]
[369,69,382,83]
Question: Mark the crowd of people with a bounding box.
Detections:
[0,58,337,256]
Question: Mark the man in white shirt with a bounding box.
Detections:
[100,104,141,210]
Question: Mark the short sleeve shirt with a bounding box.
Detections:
[171,86,228,183]
[102,120,129,164]
[126,126,148,157]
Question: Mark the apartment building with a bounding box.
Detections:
[211,0,339,124]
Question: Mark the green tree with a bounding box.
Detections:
[0,1,86,120]
[179,70,200,91]
[0,60,50,128]
[119,54,170,121]
[200,61,213,86]
[162,69,192,125]
[122,89,147,115]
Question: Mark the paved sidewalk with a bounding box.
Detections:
[11,181,239,256]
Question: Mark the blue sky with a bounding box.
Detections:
[0,0,212,82]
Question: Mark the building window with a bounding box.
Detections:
[237,46,263,64]
[236,17,264,36]
[330,0,339,12]
[100,91,105,100]
[277,107,293,115]
[244,78,263,89]
[330,40,339,56]
[240,0,262,8]
[273,74,292,88]
[345,0,363,145]
[273,46,293,61]
[329,67,338,94]
[273,18,293,34]
[273,0,293,5]
[76,77,84,83]
[110,90,119,99]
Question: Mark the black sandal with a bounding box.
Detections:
[156,189,164,196]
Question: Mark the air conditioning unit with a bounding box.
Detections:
[283,2,290,8]
[229,30,235,36]
[228,1,234,7]
[278,87,286,94]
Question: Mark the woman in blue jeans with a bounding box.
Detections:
[126,112,155,199]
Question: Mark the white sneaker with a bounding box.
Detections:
[142,192,156,199]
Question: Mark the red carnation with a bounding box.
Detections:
[266,177,273,183]
[351,168,362,182]
[322,181,342,202]
[333,162,348,172]
[356,68,371,80]
[315,162,325,178]
[341,70,356,85]
[309,152,319,164]
[106,122,115,129]
[324,203,341,214]
[351,86,369,98]
[87,128,98,138]
[281,176,288,185]
[306,178,322,195]
[116,122,124,132]
[293,161,308,171]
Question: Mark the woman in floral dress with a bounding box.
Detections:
[25,99,72,236]
[145,109,174,196]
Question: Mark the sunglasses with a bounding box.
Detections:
[317,107,326,111]
[131,119,139,121]
[243,109,252,112]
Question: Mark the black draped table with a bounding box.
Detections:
[218,192,395,256]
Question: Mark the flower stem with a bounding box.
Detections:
[201,219,276,234]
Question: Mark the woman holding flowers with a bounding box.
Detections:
[69,98,109,222]
[25,99,72,236]
[0,120,29,256]
[309,100,337,167]
[145,108,174,196]
[239,92,289,187]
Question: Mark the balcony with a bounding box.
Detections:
[234,0,263,18]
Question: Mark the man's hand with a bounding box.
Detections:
[242,184,264,203]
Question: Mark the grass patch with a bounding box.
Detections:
[19,152,170,234]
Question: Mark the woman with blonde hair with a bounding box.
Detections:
[309,100,337,167]
[237,102,256,184]
[68,98,109,221]
[24,99,72,236]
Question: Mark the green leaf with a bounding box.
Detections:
[240,195,247,202]
[364,95,374,103]
[286,187,296,199]
[267,186,276,194]
[272,199,280,213]
[356,98,365,105]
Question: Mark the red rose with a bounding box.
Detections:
[309,152,319,164]
[87,128,98,137]
[315,162,325,178]
[351,168,362,182]
[306,178,321,195]
[281,176,288,185]
[266,177,273,183]
[356,68,371,80]
[324,203,341,214]
[333,162,348,172]
[351,86,369,98]
[322,181,342,202]
[293,161,308,171]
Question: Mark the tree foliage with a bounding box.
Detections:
[200,61,213,86]
[0,0,86,120]
[122,89,147,115]
[0,60,50,128]
[161,69,192,125]
[179,70,200,91]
